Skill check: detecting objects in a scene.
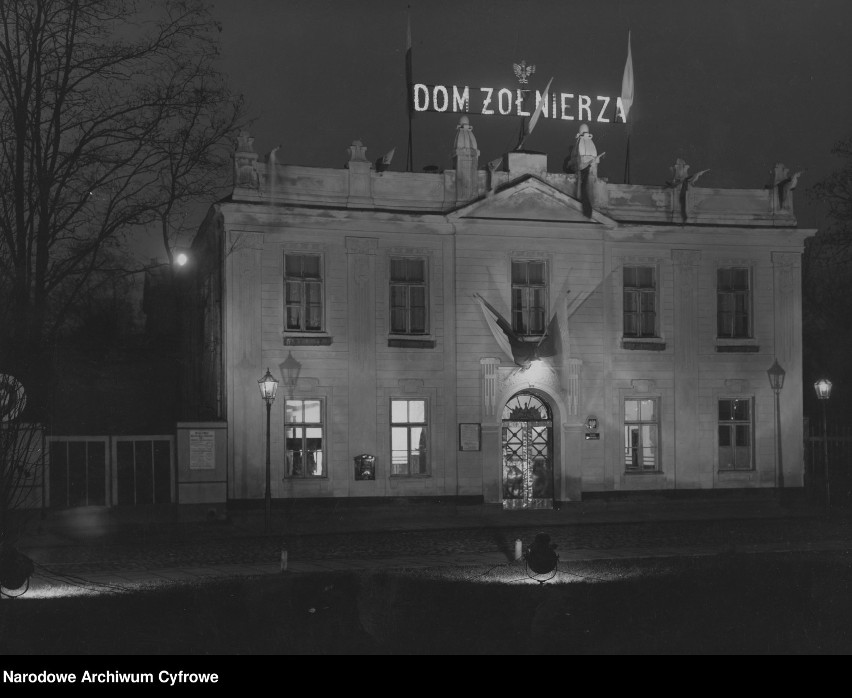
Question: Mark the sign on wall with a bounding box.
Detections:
[459,423,482,451]
[189,429,215,470]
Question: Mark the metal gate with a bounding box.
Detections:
[502,391,554,510]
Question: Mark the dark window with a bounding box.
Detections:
[511,260,546,336]
[390,258,427,334]
[623,266,657,337]
[717,267,750,338]
[285,254,323,332]
[285,399,324,477]
[718,398,753,470]
[391,399,428,475]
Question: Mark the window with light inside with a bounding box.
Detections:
[624,398,659,472]
[390,399,428,476]
[284,399,324,477]
[718,398,753,470]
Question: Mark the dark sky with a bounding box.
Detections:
[206,0,852,232]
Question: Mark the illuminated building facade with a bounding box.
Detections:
[182,120,813,509]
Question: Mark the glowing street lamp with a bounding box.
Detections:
[814,378,833,507]
[258,368,279,533]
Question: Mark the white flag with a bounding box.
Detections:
[527,77,554,136]
[621,31,634,122]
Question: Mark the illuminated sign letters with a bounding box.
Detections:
[412,83,628,123]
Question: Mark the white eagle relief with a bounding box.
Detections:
[513,60,535,84]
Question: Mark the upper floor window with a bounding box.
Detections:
[284,253,323,332]
[717,267,751,339]
[511,260,546,336]
[390,258,427,334]
[623,265,657,338]
[624,398,660,472]
[391,398,428,476]
[284,398,324,478]
[718,398,753,471]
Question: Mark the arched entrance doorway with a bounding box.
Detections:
[501,391,554,510]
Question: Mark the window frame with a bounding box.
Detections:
[510,258,548,337]
[622,264,658,339]
[283,397,326,479]
[284,252,324,333]
[623,397,661,473]
[716,266,752,340]
[389,256,429,336]
[389,397,429,477]
[717,396,754,472]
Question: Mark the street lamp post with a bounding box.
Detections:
[258,368,279,534]
[814,378,833,507]
[767,360,786,489]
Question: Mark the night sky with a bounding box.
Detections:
[207,0,852,233]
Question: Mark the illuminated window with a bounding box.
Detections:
[624,398,659,472]
[718,398,753,471]
[390,258,427,334]
[511,260,546,336]
[717,267,751,338]
[284,399,324,478]
[391,399,428,476]
[284,254,323,332]
[623,266,657,337]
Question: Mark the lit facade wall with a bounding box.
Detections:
[187,125,813,505]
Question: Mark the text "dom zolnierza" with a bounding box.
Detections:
[411,83,630,123]
[4,671,218,685]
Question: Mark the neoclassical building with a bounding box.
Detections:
[180,118,813,510]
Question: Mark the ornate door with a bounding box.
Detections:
[502,391,554,510]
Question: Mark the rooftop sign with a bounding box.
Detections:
[411,83,628,124]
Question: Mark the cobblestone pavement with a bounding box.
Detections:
[20,514,852,576]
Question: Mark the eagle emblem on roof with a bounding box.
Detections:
[513,60,535,84]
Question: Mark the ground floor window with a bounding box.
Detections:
[718,398,753,470]
[624,398,659,471]
[285,398,324,477]
[391,398,428,475]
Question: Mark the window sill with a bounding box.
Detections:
[389,473,431,478]
[715,343,759,353]
[621,338,666,351]
[717,469,755,478]
[388,336,436,348]
[282,476,328,481]
[283,333,333,346]
[623,469,663,475]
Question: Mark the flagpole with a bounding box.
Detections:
[621,28,634,185]
[405,8,414,172]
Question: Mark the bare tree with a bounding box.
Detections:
[0,0,245,414]
[805,136,852,324]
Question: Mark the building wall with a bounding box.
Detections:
[200,150,811,505]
